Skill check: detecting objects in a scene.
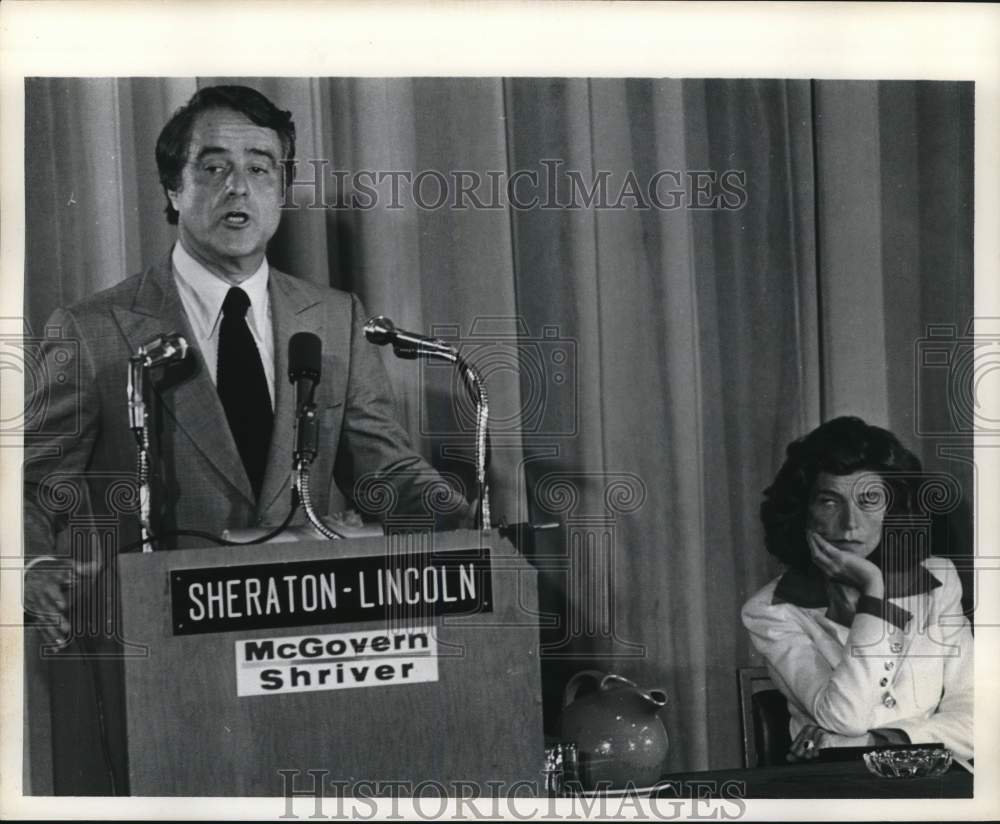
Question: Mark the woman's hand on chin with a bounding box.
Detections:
[807,530,885,598]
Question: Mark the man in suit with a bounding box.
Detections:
[22,86,471,790]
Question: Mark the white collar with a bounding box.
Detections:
[171,241,270,338]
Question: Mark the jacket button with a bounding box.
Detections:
[890,642,903,654]
[882,693,896,709]
[884,661,894,671]
[879,677,889,687]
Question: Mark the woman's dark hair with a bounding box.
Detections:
[761,416,923,569]
[155,85,296,225]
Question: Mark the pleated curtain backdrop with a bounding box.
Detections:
[23,77,971,790]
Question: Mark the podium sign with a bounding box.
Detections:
[118,530,543,796]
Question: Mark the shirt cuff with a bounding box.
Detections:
[856,594,912,631]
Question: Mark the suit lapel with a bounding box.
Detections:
[111,257,254,505]
[256,269,325,519]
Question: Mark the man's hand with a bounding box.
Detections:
[807,530,884,597]
[318,510,384,539]
[458,497,479,530]
[23,561,74,646]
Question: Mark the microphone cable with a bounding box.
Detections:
[119,488,300,553]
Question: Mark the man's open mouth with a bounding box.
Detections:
[223,211,250,227]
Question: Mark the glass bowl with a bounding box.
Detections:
[863,747,953,779]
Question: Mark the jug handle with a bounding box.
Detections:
[562,670,604,709]
[562,671,637,708]
[599,673,636,691]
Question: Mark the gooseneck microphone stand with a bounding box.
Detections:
[289,332,346,540]
[126,331,335,550]
[445,351,491,531]
[364,316,491,531]
[127,334,189,552]
[295,462,345,540]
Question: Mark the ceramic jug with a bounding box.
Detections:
[559,670,668,790]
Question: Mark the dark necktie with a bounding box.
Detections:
[217,287,273,499]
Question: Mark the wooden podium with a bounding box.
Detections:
[117,529,543,796]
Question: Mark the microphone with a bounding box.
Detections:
[128,332,190,547]
[138,333,188,368]
[288,332,322,465]
[130,333,189,430]
[364,315,456,360]
[364,313,491,530]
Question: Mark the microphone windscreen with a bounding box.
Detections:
[141,333,189,367]
[364,315,395,346]
[289,332,322,381]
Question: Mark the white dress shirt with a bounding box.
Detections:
[171,241,275,405]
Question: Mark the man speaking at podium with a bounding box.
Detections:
[23,86,471,790]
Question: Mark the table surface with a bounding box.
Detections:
[654,759,973,799]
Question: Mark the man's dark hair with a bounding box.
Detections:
[760,416,924,569]
[155,85,296,225]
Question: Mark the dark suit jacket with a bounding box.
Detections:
[23,256,469,557]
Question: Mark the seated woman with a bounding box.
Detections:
[741,416,972,762]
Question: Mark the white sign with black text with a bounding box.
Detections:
[235,626,438,697]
